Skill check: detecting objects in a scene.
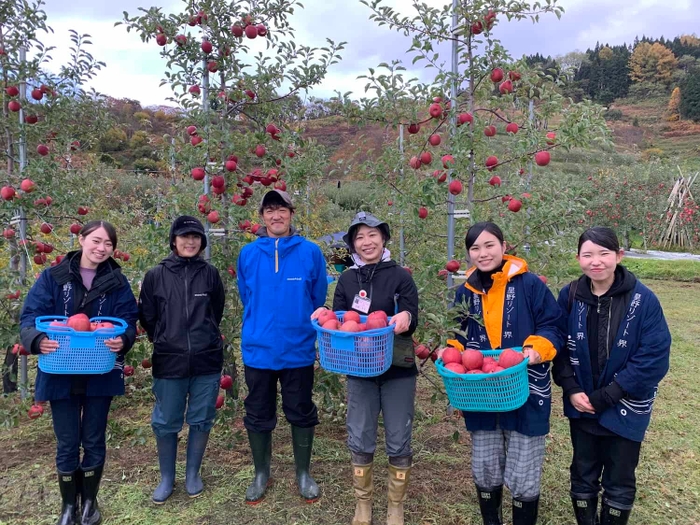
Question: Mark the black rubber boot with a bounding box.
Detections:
[600,499,632,525]
[513,496,539,525]
[245,430,272,504]
[291,425,320,502]
[56,470,79,525]
[571,493,599,525]
[80,464,103,525]
[185,428,210,498]
[152,433,178,504]
[475,485,503,525]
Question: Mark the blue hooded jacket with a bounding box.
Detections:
[237,228,328,370]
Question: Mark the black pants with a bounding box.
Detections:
[243,365,319,433]
[569,419,641,506]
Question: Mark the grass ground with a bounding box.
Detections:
[1,280,698,525]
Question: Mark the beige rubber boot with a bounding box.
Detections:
[351,461,373,525]
[386,463,411,525]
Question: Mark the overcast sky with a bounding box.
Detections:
[37,0,700,107]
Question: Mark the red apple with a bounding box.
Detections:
[508,71,521,81]
[546,132,556,145]
[40,222,53,234]
[5,86,19,97]
[207,211,220,224]
[70,223,82,235]
[156,33,167,46]
[8,100,20,112]
[77,206,89,215]
[3,228,15,239]
[499,80,513,95]
[505,122,519,134]
[441,155,455,168]
[174,34,187,46]
[429,103,442,119]
[254,144,266,157]
[256,24,267,36]
[442,347,462,365]
[448,180,462,195]
[418,206,428,219]
[409,156,421,170]
[191,135,204,146]
[415,344,430,359]
[420,151,432,165]
[37,144,49,156]
[67,313,91,332]
[245,25,258,39]
[488,175,501,187]
[186,125,197,136]
[28,404,44,419]
[344,311,362,323]
[20,179,35,193]
[535,151,551,166]
[215,394,225,409]
[201,40,213,54]
[220,374,233,389]
[189,85,201,95]
[508,198,522,212]
[539,275,548,285]
[191,167,205,180]
[428,134,441,146]
[456,113,472,126]
[485,156,499,171]
[484,125,496,137]
[407,123,420,134]
[231,24,244,37]
[445,260,460,272]
[490,68,504,83]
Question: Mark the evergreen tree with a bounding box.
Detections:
[679,68,700,121]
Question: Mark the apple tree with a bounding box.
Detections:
[332,0,610,355]
[1,0,114,396]
[119,0,345,421]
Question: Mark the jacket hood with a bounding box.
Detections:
[351,259,398,283]
[463,254,528,294]
[252,230,305,257]
[255,224,300,238]
[50,250,122,285]
[575,265,637,306]
[160,251,208,272]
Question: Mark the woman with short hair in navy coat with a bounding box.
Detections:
[20,220,138,525]
[553,227,671,525]
[453,222,566,525]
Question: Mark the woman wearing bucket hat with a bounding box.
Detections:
[312,211,419,525]
[452,222,566,525]
[553,227,671,525]
[19,220,138,525]
[138,215,225,504]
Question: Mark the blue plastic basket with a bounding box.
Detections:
[312,311,394,377]
[35,316,128,375]
[435,348,529,412]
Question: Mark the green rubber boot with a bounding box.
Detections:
[245,431,272,504]
[291,425,320,502]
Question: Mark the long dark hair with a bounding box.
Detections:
[465,222,504,250]
[577,226,620,254]
[80,220,118,248]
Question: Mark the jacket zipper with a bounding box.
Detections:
[184,264,193,375]
[605,298,612,360]
[275,238,279,273]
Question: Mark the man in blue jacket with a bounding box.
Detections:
[237,189,328,504]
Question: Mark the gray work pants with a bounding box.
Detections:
[346,374,416,459]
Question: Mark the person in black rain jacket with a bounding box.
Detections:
[139,216,225,504]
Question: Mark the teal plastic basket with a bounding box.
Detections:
[312,311,394,377]
[435,348,529,412]
[35,316,128,375]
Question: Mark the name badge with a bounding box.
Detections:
[351,294,371,314]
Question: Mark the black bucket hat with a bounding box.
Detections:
[343,211,391,253]
[169,215,207,251]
